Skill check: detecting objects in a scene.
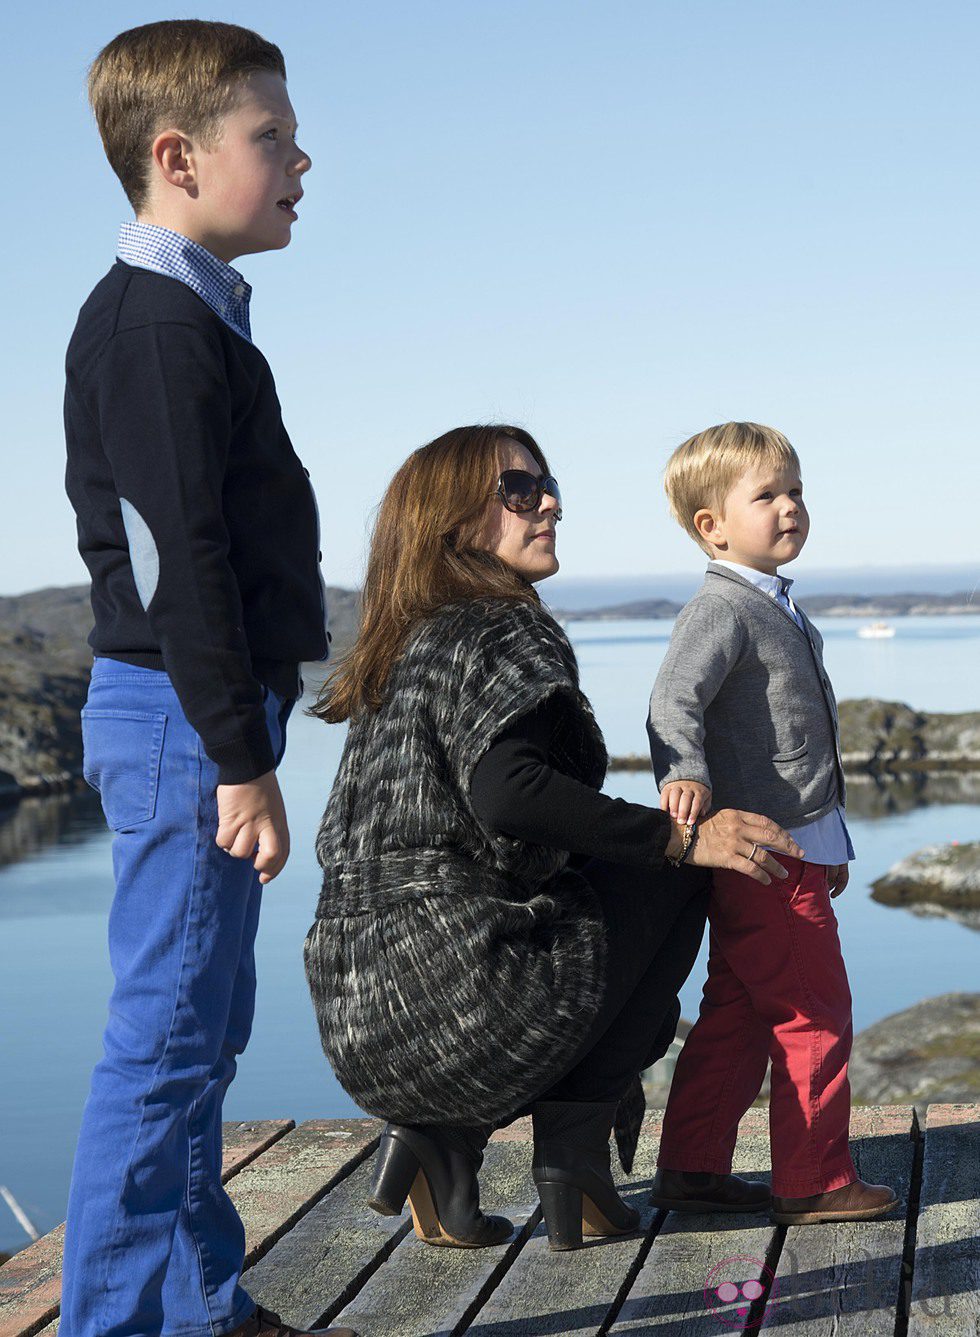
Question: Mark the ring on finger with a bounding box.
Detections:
[748,842,759,864]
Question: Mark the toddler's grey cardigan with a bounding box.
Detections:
[305,596,610,1126]
[648,562,846,827]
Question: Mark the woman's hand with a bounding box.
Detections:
[668,808,805,886]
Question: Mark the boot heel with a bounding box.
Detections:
[537,1180,584,1251]
[367,1133,420,1216]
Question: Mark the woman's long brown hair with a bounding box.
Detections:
[312,424,550,723]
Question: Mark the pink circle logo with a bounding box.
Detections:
[704,1255,778,1327]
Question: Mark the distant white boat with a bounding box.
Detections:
[858,621,896,639]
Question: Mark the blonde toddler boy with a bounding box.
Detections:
[646,422,897,1225]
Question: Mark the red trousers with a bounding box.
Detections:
[656,857,857,1197]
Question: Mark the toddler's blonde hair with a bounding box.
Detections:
[664,422,800,555]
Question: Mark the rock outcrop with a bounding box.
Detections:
[871,842,980,931]
[838,698,980,773]
[848,993,980,1110]
[0,586,94,800]
[652,995,980,1111]
[612,699,980,775]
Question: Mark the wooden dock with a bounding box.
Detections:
[1,1104,977,1336]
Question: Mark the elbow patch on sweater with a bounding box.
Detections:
[119,497,160,611]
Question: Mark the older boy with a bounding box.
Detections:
[646,422,897,1225]
[61,21,353,1337]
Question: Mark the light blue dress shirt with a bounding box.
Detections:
[117,221,253,343]
[714,561,854,866]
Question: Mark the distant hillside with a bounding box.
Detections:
[558,590,977,621]
[0,584,362,662]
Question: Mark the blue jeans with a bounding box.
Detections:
[60,658,293,1337]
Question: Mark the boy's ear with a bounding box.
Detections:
[150,130,197,195]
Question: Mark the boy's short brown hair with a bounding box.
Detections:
[664,422,801,555]
[88,19,287,212]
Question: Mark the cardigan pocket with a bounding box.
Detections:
[772,741,808,764]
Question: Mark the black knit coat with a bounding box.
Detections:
[305,595,609,1126]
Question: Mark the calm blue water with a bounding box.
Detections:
[0,614,977,1254]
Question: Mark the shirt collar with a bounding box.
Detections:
[116,221,252,343]
[713,559,794,602]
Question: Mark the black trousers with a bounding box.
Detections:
[528,858,710,1106]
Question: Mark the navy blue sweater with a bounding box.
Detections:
[64,261,329,784]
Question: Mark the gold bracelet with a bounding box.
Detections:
[667,820,697,867]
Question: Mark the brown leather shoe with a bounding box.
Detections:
[771,1178,898,1224]
[228,1306,358,1337]
[649,1168,771,1213]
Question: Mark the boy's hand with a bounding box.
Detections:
[216,771,290,885]
[660,780,712,824]
[828,863,850,898]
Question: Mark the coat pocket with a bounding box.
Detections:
[81,708,167,831]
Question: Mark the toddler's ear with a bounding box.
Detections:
[693,506,721,547]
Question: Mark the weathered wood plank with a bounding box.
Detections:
[760,1106,914,1334]
[221,1119,296,1179]
[0,1227,65,1337]
[229,1118,383,1268]
[329,1130,541,1337]
[11,1105,980,1337]
[242,1156,412,1330]
[908,1103,980,1335]
[0,1119,295,1337]
[610,1107,777,1334]
[458,1111,667,1336]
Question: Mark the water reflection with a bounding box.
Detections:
[1,765,976,877]
[878,900,980,934]
[846,771,980,818]
[0,788,106,870]
[605,764,980,818]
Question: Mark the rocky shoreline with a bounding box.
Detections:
[2,586,978,803]
[847,993,980,1109]
[0,586,94,801]
[609,697,980,777]
[0,584,361,805]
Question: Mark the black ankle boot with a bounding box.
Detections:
[367,1122,513,1247]
[531,1101,641,1250]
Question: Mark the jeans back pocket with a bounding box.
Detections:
[81,709,167,831]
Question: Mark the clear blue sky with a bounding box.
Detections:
[2,0,977,594]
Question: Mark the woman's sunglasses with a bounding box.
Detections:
[496,469,563,520]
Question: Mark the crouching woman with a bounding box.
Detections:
[305,425,802,1251]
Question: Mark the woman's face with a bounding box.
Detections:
[479,441,561,583]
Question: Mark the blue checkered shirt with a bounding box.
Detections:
[117,222,252,343]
